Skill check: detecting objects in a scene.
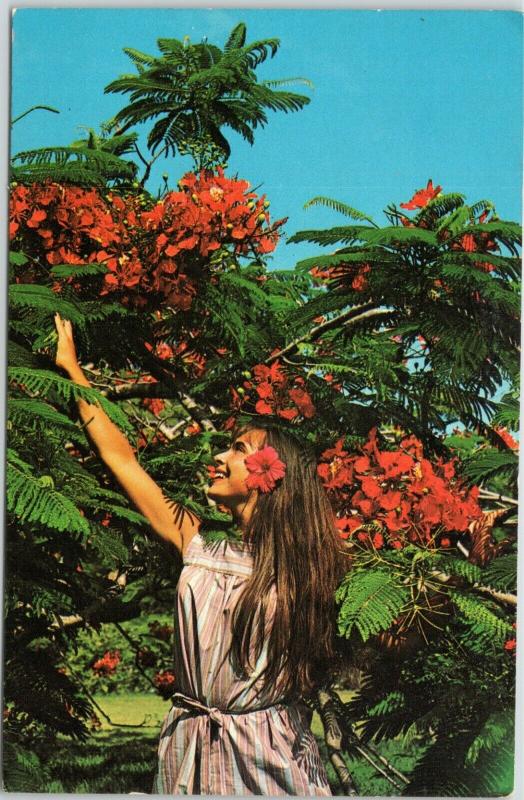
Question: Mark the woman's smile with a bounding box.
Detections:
[207,429,266,509]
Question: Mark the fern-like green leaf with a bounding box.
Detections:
[481,554,517,592]
[88,524,129,564]
[449,590,513,646]
[461,448,518,484]
[8,367,133,433]
[7,450,90,535]
[8,397,86,438]
[304,196,376,225]
[336,569,410,642]
[432,554,483,585]
[466,712,512,766]
[49,263,109,278]
[9,284,83,322]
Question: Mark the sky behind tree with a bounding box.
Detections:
[10,7,522,271]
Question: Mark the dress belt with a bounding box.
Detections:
[170,690,287,731]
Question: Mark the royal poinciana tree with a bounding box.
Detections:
[6,23,520,796]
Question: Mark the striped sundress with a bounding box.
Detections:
[153,532,331,795]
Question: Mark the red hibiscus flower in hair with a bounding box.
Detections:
[245,446,286,492]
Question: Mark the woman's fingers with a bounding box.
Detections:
[54,313,73,334]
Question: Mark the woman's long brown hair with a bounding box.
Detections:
[230,420,347,701]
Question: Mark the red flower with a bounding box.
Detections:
[245,446,286,492]
[504,638,516,653]
[379,490,402,511]
[92,650,121,675]
[377,450,414,479]
[321,438,348,460]
[460,233,476,251]
[372,532,384,549]
[256,382,274,399]
[390,539,404,550]
[153,669,176,687]
[288,387,316,418]
[352,490,375,518]
[153,669,177,697]
[335,516,363,538]
[400,179,442,210]
[155,342,174,360]
[255,399,273,415]
[361,476,382,499]
[143,398,165,417]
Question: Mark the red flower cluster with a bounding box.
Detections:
[153,669,176,698]
[318,428,482,548]
[144,337,207,379]
[447,209,499,273]
[230,360,316,421]
[245,445,286,492]
[504,622,517,655]
[9,170,284,310]
[92,650,121,676]
[142,398,166,417]
[400,179,442,210]
[310,261,371,292]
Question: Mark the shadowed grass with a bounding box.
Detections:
[10,691,423,794]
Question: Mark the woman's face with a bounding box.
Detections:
[207,429,266,510]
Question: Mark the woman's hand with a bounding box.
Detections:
[54,313,79,374]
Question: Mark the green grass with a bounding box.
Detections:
[90,691,170,730]
[9,691,423,794]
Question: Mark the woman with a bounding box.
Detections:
[54,313,345,796]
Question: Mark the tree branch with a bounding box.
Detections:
[429,569,517,607]
[316,687,409,793]
[315,689,359,796]
[478,489,518,506]
[266,304,393,364]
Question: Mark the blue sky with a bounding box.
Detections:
[10,8,523,271]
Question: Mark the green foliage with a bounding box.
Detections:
[11,144,138,187]
[288,191,520,439]
[336,569,410,642]
[449,590,513,647]
[104,22,311,168]
[6,448,90,534]
[460,447,519,486]
[8,367,132,431]
[481,554,517,592]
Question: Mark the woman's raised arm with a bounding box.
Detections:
[53,313,200,553]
